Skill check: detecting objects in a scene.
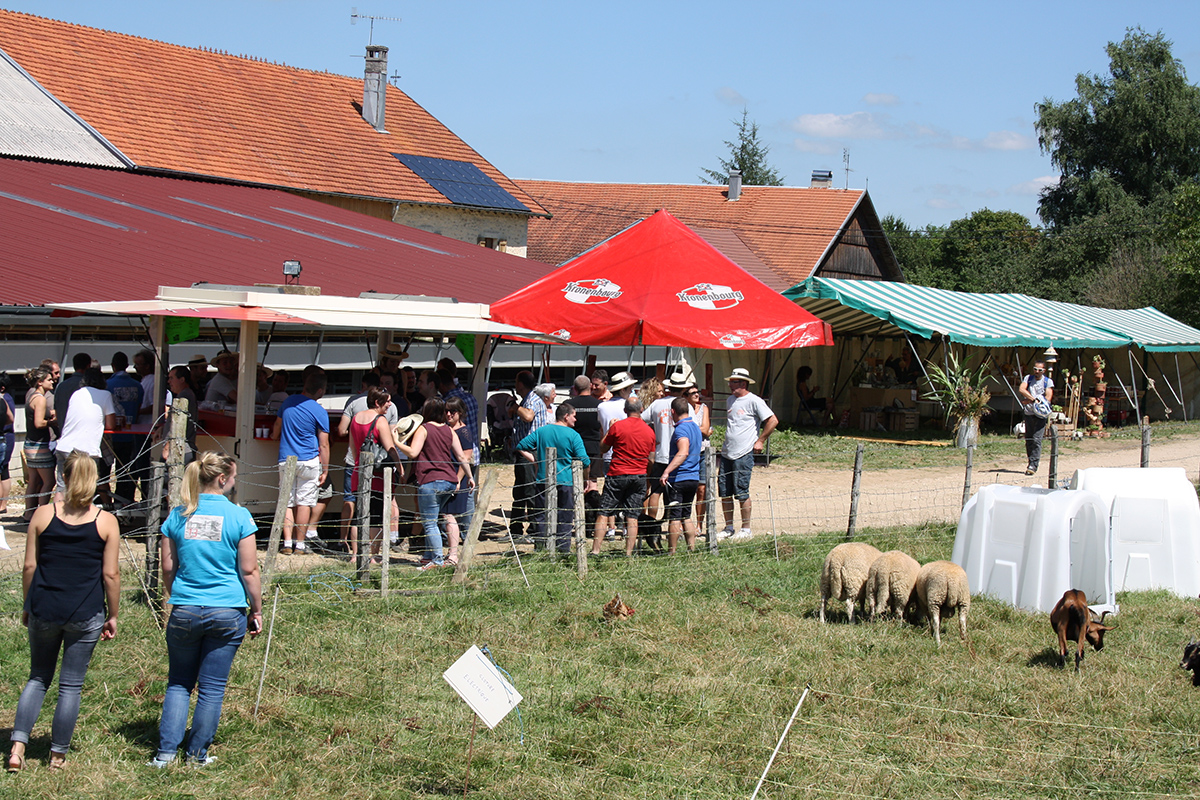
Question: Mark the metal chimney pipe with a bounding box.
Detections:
[728,168,742,202]
[363,45,389,132]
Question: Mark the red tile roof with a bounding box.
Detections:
[0,158,551,306]
[518,180,868,289]
[0,9,546,215]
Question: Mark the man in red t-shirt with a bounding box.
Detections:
[592,398,656,557]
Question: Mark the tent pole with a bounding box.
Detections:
[1176,354,1188,422]
[211,319,230,352]
[1128,349,1141,421]
[1147,351,1184,415]
[907,333,942,414]
[261,321,277,361]
[831,322,887,407]
[313,328,325,366]
[769,347,797,400]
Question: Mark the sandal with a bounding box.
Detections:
[5,752,24,773]
[445,556,459,566]
[49,753,66,770]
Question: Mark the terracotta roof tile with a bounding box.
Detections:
[0,9,545,215]
[518,180,865,286]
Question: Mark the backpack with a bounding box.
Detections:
[359,414,390,467]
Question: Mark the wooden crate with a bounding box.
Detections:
[886,409,920,432]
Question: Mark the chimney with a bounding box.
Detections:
[362,45,389,133]
[811,169,833,189]
[727,168,742,202]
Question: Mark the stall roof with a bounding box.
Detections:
[784,277,1149,350]
[0,157,552,306]
[48,285,560,340]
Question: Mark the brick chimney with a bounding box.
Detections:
[811,170,833,188]
[362,45,389,132]
[727,168,742,202]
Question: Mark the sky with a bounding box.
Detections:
[5,1,1200,228]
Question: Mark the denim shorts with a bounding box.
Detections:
[718,453,754,501]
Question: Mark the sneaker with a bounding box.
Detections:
[293,542,306,553]
[604,529,617,541]
[189,755,217,767]
[731,528,753,541]
[147,756,174,769]
[417,561,445,572]
[305,529,319,540]
[1025,468,1036,476]
[512,535,534,545]
[717,526,734,541]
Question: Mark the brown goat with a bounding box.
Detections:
[1049,589,1113,671]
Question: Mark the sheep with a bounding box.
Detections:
[865,550,921,622]
[913,560,970,647]
[819,542,882,623]
[1049,589,1113,671]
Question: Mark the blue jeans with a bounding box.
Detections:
[11,611,104,754]
[417,480,456,564]
[157,606,247,762]
[533,484,575,552]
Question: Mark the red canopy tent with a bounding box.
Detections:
[490,210,833,350]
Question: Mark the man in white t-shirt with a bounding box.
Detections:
[55,368,116,497]
[718,368,778,541]
[204,350,240,405]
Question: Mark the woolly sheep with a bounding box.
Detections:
[819,542,882,623]
[865,550,921,622]
[913,560,971,647]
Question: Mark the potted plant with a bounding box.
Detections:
[923,353,992,448]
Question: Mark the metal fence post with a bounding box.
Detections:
[846,443,864,540]
[1048,426,1059,489]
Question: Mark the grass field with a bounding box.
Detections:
[4,522,1200,799]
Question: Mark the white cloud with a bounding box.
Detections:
[791,111,898,139]
[862,92,900,106]
[927,197,962,210]
[1008,175,1059,196]
[980,130,1036,151]
[715,86,746,107]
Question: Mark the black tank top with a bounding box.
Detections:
[26,504,106,623]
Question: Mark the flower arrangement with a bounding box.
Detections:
[1092,354,1106,371]
[923,354,992,447]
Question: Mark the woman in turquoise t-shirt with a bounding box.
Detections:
[150,452,262,767]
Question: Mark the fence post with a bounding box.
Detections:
[768,485,779,561]
[380,466,393,598]
[1048,426,1059,489]
[145,461,164,603]
[706,449,719,554]
[846,443,864,540]
[961,445,974,510]
[356,451,374,582]
[573,460,586,578]
[1141,417,1151,467]
[545,447,557,559]
[166,398,187,509]
[453,469,498,586]
[262,455,298,593]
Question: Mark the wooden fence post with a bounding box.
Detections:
[846,443,864,540]
[1141,417,1151,467]
[356,451,375,582]
[145,461,164,603]
[1048,426,1059,489]
[573,460,586,578]
[545,447,558,559]
[706,449,719,554]
[961,445,974,511]
[452,469,498,586]
[380,466,393,598]
[262,455,298,592]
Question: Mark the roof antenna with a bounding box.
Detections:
[350,7,402,46]
[842,149,853,190]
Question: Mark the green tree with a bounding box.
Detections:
[700,110,784,186]
[1157,181,1200,324]
[1035,28,1200,227]
[880,215,945,286]
[932,209,1040,294]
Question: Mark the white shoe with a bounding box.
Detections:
[717,526,734,541]
[731,528,753,541]
[305,529,319,540]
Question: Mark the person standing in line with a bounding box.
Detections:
[567,375,602,482]
[591,398,654,557]
[441,396,474,565]
[0,374,15,514]
[718,368,778,541]
[9,451,119,772]
[684,384,712,532]
[23,366,57,519]
[186,355,210,400]
[203,350,239,405]
[347,389,409,564]
[53,352,93,435]
[516,403,589,553]
[54,369,116,500]
[641,372,691,523]
[1018,360,1054,476]
[338,372,399,555]
[660,396,702,555]
[162,366,199,465]
[271,370,329,554]
[106,352,144,505]
[149,452,261,768]
[510,373,552,543]
[590,369,613,403]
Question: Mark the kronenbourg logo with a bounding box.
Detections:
[562,278,622,305]
[678,283,744,310]
[719,333,746,349]
[551,329,572,340]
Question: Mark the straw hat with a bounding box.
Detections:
[608,371,637,392]
[211,350,238,368]
[393,413,424,445]
[381,344,410,362]
[662,370,695,390]
[187,354,208,368]
[726,367,756,384]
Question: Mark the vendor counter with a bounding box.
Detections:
[847,386,921,429]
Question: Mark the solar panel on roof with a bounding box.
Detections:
[393,154,529,213]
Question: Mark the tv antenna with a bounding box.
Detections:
[350,8,401,45]
[843,148,854,190]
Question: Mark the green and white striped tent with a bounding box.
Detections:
[784,278,1200,352]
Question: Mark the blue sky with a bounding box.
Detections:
[6,1,1199,228]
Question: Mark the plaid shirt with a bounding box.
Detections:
[446,385,479,464]
[514,390,550,442]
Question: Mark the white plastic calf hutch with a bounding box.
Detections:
[952,485,1115,614]
[1069,467,1200,597]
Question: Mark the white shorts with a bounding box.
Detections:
[282,457,322,507]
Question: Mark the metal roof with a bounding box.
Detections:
[0,157,555,307]
[785,278,1200,352]
[0,47,128,168]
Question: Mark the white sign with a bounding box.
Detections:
[442,645,523,730]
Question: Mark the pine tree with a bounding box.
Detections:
[700,110,784,186]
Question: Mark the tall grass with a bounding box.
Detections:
[4,523,1200,799]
